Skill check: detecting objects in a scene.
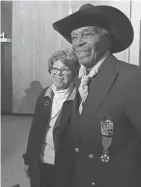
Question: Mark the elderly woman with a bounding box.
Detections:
[23,49,79,187]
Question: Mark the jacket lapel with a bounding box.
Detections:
[53,87,76,152]
[80,55,119,119]
[57,101,73,132]
[54,86,76,131]
[82,73,118,119]
[41,87,53,121]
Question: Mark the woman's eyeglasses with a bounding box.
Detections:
[51,67,71,75]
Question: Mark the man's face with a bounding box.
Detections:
[71,26,111,68]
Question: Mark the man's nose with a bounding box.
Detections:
[76,36,86,47]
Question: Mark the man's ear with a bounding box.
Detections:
[108,33,114,47]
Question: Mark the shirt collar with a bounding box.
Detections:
[79,50,110,78]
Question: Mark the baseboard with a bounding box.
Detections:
[1,112,33,117]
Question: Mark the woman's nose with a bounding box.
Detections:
[56,69,63,76]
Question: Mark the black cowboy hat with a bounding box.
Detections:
[53,3,134,53]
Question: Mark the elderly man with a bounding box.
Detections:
[53,4,141,187]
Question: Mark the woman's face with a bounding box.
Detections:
[51,60,73,90]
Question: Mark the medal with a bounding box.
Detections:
[100,149,110,163]
[100,116,114,163]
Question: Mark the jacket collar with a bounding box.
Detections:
[44,86,53,99]
[74,54,118,88]
[44,84,76,101]
[79,50,110,78]
[98,54,118,74]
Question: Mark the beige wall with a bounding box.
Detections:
[130,1,141,66]
[12,1,70,113]
[12,1,139,114]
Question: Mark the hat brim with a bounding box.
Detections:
[53,5,134,53]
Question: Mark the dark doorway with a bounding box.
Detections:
[139,20,141,66]
[1,1,13,114]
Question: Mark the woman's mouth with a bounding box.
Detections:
[54,77,63,81]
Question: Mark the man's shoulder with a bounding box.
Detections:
[115,58,141,87]
[115,58,141,76]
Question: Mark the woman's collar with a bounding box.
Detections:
[44,83,76,101]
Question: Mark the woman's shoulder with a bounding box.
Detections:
[36,86,51,103]
[39,87,49,97]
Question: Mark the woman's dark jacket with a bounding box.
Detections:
[23,85,76,187]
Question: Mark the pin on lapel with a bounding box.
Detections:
[44,100,49,106]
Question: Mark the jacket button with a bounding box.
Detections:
[75,148,79,152]
[92,182,95,185]
[89,154,94,159]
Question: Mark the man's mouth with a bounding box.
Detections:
[76,50,90,58]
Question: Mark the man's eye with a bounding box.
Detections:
[71,36,77,40]
[83,32,93,37]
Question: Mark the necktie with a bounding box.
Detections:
[78,51,110,114]
[78,70,97,114]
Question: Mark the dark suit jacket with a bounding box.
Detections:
[23,85,76,187]
[55,55,141,187]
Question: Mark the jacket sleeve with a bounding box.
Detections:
[22,88,47,166]
[54,116,76,187]
[22,96,40,165]
[125,69,141,135]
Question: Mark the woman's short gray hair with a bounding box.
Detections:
[48,48,80,77]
